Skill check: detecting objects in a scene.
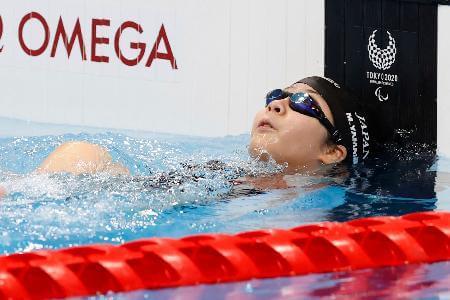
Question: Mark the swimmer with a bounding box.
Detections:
[36,76,371,173]
[249,76,371,172]
[1,76,373,194]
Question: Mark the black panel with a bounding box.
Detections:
[382,0,400,29]
[325,0,438,145]
[325,0,346,84]
[397,31,419,132]
[346,0,363,26]
[418,4,437,142]
[345,26,364,97]
[364,0,382,27]
[400,2,419,31]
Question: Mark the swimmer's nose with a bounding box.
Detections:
[266,99,288,115]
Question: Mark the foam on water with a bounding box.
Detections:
[0,119,447,255]
[0,131,291,253]
[0,118,449,297]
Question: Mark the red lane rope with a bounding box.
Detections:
[0,211,449,299]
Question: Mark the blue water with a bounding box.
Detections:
[0,117,449,298]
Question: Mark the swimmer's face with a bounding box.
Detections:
[249,83,346,172]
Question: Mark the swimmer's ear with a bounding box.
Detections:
[319,144,347,165]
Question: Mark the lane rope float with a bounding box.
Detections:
[0,211,449,299]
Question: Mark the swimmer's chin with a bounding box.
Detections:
[248,145,271,162]
[248,146,288,170]
[249,146,319,174]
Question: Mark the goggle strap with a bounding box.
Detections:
[320,118,342,143]
[332,130,343,143]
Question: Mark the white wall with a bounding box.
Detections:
[0,0,325,137]
[438,5,450,156]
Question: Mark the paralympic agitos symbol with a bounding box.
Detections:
[375,86,389,102]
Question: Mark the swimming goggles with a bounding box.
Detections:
[265,89,342,143]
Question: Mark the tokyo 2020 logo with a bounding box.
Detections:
[368,30,397,71]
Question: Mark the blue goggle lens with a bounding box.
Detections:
[264,89,341,143]
[289,92,322,118]
[265,89,287,106]
[266,90,321,118]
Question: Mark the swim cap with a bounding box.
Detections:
[296,76,371,164]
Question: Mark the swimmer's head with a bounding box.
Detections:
[249,76,371,172]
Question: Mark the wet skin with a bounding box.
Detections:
[34,83,347,176]
[249,83,347,173]
[0,83,349,197]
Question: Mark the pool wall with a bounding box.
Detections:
[1,1,450,153]
[0,0,324,137]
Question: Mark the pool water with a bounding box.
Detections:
[0,117,449,298]
[92,261,450,299]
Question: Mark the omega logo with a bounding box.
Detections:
[18,12,177,69]
[0,11,178,69]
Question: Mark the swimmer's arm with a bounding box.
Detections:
[232,174,289,190]
[232,174,331,191]
[36,141,130,175]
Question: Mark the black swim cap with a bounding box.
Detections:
[296,76,371,164]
